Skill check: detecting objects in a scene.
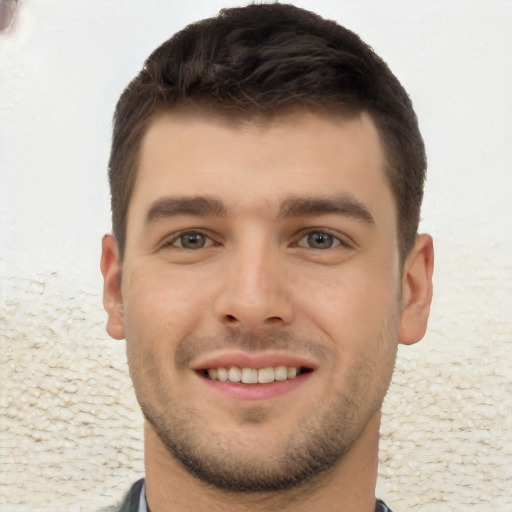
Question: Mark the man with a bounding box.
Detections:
[100,3,434,511]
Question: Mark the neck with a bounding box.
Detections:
[143,412,381,512]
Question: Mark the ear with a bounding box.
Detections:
[398,234,434,345]
[100,234,125,340]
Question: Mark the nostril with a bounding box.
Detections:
[225,315,237,322]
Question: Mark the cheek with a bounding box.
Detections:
[121,265,208,360]
[297,256,400,354]
[121,267,210,404]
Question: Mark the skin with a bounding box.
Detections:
[101,108,434,512]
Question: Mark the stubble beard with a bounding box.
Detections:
[142,385,365,493]
[134,312,399,494]
[139,371,396,493]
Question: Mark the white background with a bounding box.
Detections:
[1,1,511,510]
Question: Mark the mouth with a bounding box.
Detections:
[193,353,317,401]
[199,365,312,384]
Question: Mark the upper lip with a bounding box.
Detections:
[192,351,317,371]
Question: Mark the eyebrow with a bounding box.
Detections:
[278,194,375,225]
[145,193,375,225]
[146,196,227,224]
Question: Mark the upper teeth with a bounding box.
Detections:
[207,366,299,384]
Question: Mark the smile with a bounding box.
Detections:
[204,366,307,384]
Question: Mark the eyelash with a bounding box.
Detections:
[293,230,351,250]
[161,229,351,251]
[162,230,217,250]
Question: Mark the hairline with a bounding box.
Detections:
[116,102,410,265]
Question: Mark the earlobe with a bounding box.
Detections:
[398,234,434,345]
[100,234,125,340]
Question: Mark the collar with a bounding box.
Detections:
[137,480,392,512]
[137,480,148,512]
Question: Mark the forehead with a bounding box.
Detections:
[128,107,395,225]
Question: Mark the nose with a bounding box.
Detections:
[213,241,294,330]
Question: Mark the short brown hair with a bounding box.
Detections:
[108,3,426,260]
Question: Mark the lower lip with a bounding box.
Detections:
[198,372,312,401]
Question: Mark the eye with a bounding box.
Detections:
[295,230,346,250]
[167,231,214,250]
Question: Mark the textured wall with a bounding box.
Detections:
[1,1,511,511]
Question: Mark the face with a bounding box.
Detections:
[102,108,433,492]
